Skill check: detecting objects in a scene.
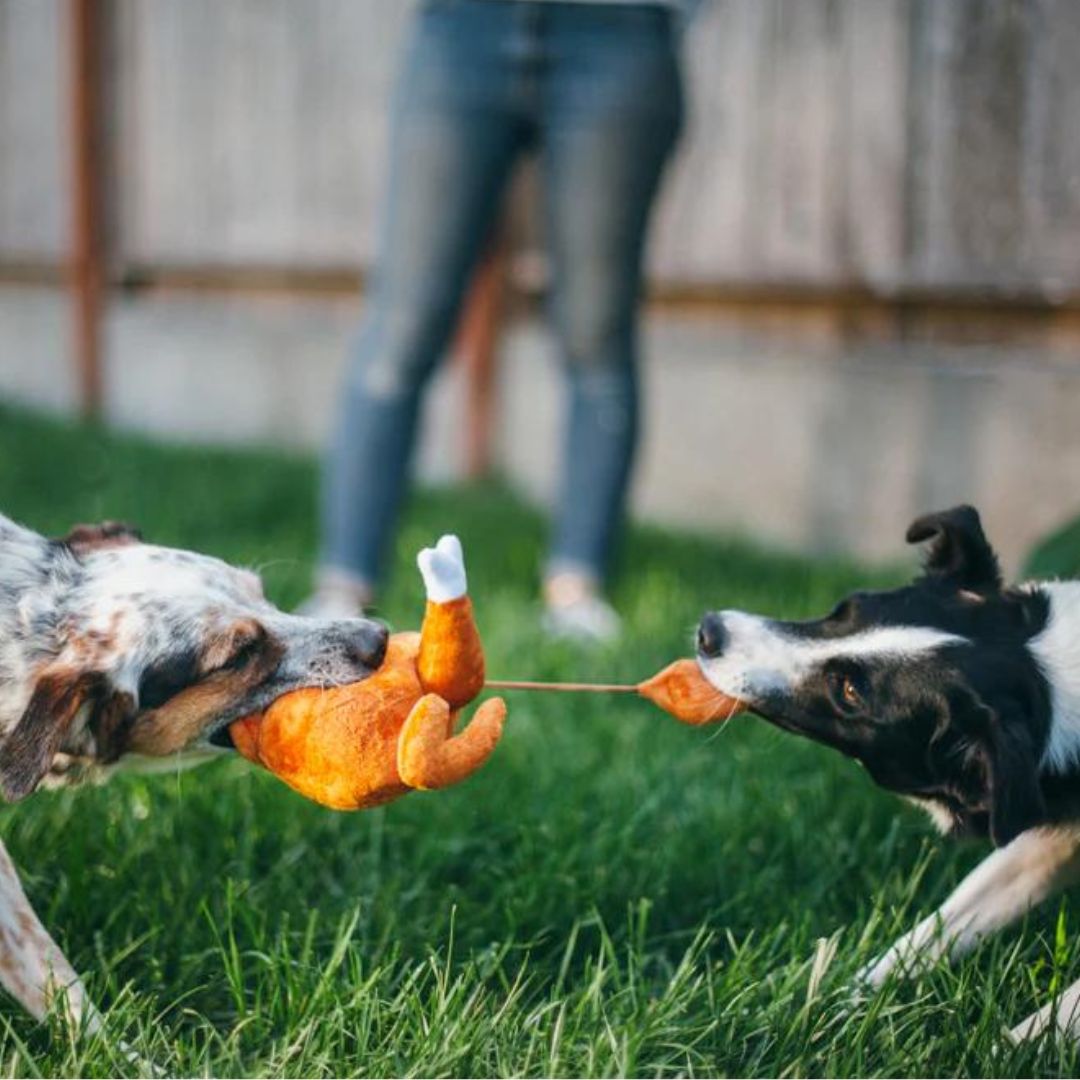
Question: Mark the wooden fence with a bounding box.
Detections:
[4,0,1080,292]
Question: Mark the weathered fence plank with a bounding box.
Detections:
[0,0,67,259]
[114,0,410,266]
[652,0,911,288]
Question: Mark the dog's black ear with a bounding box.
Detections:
[954,693,1046,847]
[57,520,143,557]
[984,718,1046,847]
[906,505,1002,592]
[0,669,105,801]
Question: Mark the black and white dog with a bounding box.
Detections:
[695,505,1080,1042]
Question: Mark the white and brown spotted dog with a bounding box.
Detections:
[695,506,1080,1044]
[0,512,388,1036]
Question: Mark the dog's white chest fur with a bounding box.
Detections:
[1029,581,1080,773]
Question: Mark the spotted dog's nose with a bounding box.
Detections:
[696,612,727,659]
[349,621,389,669]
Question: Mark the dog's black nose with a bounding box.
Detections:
[697,613,727,659]
[350,622,389,669]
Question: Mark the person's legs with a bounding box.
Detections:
[538,4,683,637]
[314,3,530,610]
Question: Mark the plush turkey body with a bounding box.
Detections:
[228,585,502,810]
[231,631,446,809]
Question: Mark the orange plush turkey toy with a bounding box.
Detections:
[229,535,506,810]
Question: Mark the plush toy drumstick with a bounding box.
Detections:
[229,535,506,810]
[637,659,746,723]
[487,659,746,725]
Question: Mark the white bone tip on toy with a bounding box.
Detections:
[417,534,468,603]
[435,534,463,564]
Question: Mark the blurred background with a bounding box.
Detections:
[2,0,1080,571]
[5,6,1080,1073]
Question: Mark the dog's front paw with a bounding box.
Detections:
[852,951,895,993]
[1006,994,1080,1046]
[1006,1012,1041,1046]
[833,963,880,1023]
[118,1040,164,1078]
[834,949,910,1025]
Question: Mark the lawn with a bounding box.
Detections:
[0,403,1077,1077]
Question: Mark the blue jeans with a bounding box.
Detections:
[323,0,683,588]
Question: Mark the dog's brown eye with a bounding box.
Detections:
[825,665,868,713]
[842,677,861,706]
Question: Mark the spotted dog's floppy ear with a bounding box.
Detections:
[906,505,1002,593]
[0,668,115,801]
[58,520,143,557]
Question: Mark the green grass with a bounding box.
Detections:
[0,402,1077,1077]
[1025,511,1080,581]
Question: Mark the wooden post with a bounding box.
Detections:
[69,0,104,419]
[455,237,509,480]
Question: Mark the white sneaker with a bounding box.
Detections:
[296,569,373,619]
[542,573,622,644]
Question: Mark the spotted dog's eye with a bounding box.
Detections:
[138,649,202,710]
[202,618,270,673]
